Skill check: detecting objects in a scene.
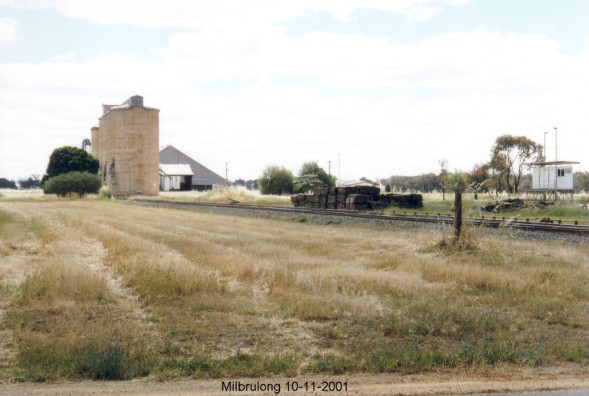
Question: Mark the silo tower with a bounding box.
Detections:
[90,95,159,197]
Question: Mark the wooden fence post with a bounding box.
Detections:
[454,191,462,240]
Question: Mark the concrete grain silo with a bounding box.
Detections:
[91,95,159,197]
[90,126,100,159]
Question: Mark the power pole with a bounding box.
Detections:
[454,191,462,240]
[225,162,229,186]
[328,160,331,176]
[554,127,558,201]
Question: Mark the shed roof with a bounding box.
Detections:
[528,161,580,166]
[160,164,194,176]
[159,145,226,186]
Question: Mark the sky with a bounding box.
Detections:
[1,0,588,183]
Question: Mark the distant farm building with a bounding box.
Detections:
[159,145,225,191]
[91,95,160,197]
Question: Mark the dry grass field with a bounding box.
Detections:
[0,197,588,385]
[144,187,293,206]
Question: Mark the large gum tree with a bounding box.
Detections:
[489,134,543,194]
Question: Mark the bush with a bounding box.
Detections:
[293,174,325,193]
[43,172,102,197]
[258,166,294,195]
[99,186,112,199]
[297,162,335,191]
[83,344,129,380]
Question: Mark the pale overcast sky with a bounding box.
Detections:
[1,0,588,182]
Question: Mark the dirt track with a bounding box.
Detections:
[1,367,589,395]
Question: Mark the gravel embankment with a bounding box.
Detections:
[130,200,589,245]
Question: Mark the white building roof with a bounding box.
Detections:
[159,164,194,176]
[528,161,580,166]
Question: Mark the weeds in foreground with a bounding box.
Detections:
[14,334,155,381]
[158,353,301,379]
[1,200,588,381]
[16,262,110,305]
[426,225,482,254]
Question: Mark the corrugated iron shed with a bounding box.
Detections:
[160,164,193,176]
[159,145,225,190]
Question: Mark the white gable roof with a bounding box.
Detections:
[160,164,194,176]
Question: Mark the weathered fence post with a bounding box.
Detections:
[454,191,462,240]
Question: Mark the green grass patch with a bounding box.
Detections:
[307,347,457,374]
[459,336,544,365]
[15,337,155,381]
[382,304,504,340]
[157,353,301,378]
[384,195,589,223]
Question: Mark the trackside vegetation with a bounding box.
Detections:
[0,199,587,381]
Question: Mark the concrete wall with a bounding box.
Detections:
[90,126,100,160]
[93,98,159,197]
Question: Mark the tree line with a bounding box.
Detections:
[254,134,589,196]
[4,134,589,196]
[1,146,100,196]
[386,134,589,195]
[0,175,42,189]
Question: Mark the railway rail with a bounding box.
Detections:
[130,198,589,236]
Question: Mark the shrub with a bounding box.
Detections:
[99,185,112,199]
[82,344,128,380]
[294,174,326,193]
[297,161,335,191]
[43,172,102,197]
[258,165,294,195]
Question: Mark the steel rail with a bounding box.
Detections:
[130,199,589,236]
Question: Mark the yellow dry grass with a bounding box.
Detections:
[141,186,292,206]
[0,198,587,381]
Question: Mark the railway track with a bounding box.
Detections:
[131,198,589,236]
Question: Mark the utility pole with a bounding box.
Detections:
[542,131,548,201]
[328,160,331,176]
[554,127,558,201]
[225,162,229,186]
[454,191,462,240]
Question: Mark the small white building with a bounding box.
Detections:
[530,161,578,190]
[527,161,580,200]
[159,164,193,191]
